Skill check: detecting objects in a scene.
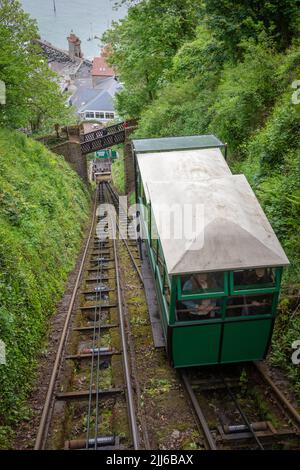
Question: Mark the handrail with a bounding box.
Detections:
[81,129,126,155]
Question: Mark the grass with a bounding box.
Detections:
[111,147,125,194]
[111,146,135,206]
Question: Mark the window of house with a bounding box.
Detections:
[105,112,114,119]
[85,112,95,118]
[95,112,105,119]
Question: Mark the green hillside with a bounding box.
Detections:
[0,130,91,446]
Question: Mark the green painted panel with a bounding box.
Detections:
[96,150,110,158]
[172,325,221,367]
[221,319,272,363]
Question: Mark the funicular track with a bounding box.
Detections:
[34,180,300,452]
[181,362,300,450]
[104,182,143,285]
[34,183,141,450]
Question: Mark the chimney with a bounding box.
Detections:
[67,31,83,59]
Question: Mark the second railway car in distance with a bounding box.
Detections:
[132,135,289,368]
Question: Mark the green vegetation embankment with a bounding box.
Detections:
[0,130,91,446]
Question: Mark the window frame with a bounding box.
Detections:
[105,112,114,119]
[177,272,229,301]
[175,295,226,323]
[225,291,275,319]
[229,267,282,296]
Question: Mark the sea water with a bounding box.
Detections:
[20,0,127,60]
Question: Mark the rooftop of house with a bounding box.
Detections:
[71,76,122,112]
[36,39,92,80]
[92,56,115,77]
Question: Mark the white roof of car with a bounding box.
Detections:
[147,175,289,274]
[133,134,224,153]
[137,148,231,202]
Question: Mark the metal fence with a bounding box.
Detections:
[81,129,126,154]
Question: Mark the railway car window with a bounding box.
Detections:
[157,242,165,277]
[150,210,159,252]
[232,268,275,292]
[141,183,147,205]
[176,298,223,322]
[226,293,273,317]
[163,274,170,303]
[137,172,141,198]
[181,272,225,295]
[142,203,149,228]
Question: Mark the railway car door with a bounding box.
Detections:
[172,272,227,367]
[220,268,281,363]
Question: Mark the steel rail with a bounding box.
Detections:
[180,370,217,450]
[86,185,105,448]
[93,185,110,448]
[34,187,99,450]
[220,373,264,450]
[105,182,144,285]
[183,364,300,451]
[105,183,140,450]
[254,362,300,428]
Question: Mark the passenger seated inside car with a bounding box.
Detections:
[181,273,218,318]
[236,268,274,288]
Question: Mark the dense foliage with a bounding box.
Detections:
[0,130,90,446]
[104,1,300,395]
[103,0,203,116]
[0,0,76,133]
[203,0,300,55]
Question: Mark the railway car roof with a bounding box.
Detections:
[137,148,231,202]
[146,175,289,274]
[132,134,224,153]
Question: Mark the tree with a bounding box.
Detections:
[102,0,203,117]
[208,38,283,154]
[203,0,300,57]
[0,0,75,132]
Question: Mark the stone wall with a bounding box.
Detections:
[51,141,88,184]
[124,126,137,194]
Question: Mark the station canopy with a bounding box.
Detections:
[146,175,289,275]
[132,134,225,154]
[137,148,231,202]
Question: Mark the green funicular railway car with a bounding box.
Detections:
[132,135,289,368]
